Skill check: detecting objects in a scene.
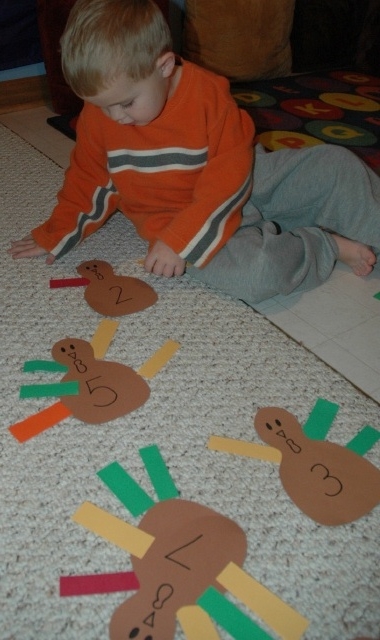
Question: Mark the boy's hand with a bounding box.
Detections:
[8,234,55,265]
[144,240,186,277]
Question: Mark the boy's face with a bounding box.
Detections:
[82,54,178,126]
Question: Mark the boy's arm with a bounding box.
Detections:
[156,103,255,268]
[144,240,186,277]
[31,109,119,260]
[8,234,55,264]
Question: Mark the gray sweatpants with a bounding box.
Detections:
[187,144,380,305]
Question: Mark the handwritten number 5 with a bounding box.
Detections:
[85,376,118,407]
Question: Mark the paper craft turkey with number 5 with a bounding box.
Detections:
[52,337,150,423]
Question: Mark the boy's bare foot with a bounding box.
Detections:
[332,234,376,276]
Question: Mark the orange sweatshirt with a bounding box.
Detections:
[33,60,255,266]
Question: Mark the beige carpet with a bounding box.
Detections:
[1,123,379,640]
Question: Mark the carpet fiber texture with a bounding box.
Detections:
[1,123,380,639]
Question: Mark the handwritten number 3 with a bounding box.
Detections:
[310,463,343,497]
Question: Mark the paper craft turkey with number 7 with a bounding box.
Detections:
[51,337,150,423]
[71,446,309,640]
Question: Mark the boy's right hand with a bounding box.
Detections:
[8,234,55,265]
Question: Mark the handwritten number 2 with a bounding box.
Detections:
[109,285,132,306]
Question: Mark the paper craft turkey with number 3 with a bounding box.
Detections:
[254,407,380,526]
[52,337,150,423]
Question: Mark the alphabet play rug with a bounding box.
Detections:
[231,69,380,174]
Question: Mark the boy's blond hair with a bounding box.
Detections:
[61,0,173,97]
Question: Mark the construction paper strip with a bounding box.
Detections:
[23,360,68,373]
[346,425,380,456]
[177,605,220,640]
[20,381,79,399]
[139,444,179,501]
[90,319,119,360]
[302,398,339,440]
[373,291,380,300]
[97,461,155,517]
[8,401,72,442]
[60,571,139,596]
[72,502,154,558]
[217,562,309,640]
[137,339,180,379]
[50,277,90,288]
[208,435,282,464]
[197,586,273,640]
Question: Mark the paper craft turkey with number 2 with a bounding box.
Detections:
[77,260,158,316]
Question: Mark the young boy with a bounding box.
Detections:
[8,0,380,305]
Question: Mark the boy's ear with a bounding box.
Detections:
[157,52,176,78]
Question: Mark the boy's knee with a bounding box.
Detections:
[311,144,356,167]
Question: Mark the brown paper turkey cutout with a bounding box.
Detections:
[254,407,380,526]
[72,447,310,639]
[110,498,247,640]
[51,337,150,424]
[77,260,158,316]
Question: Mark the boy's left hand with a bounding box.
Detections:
[144,240,186,277]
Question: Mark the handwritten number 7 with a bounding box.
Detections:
[165,534,204,570]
